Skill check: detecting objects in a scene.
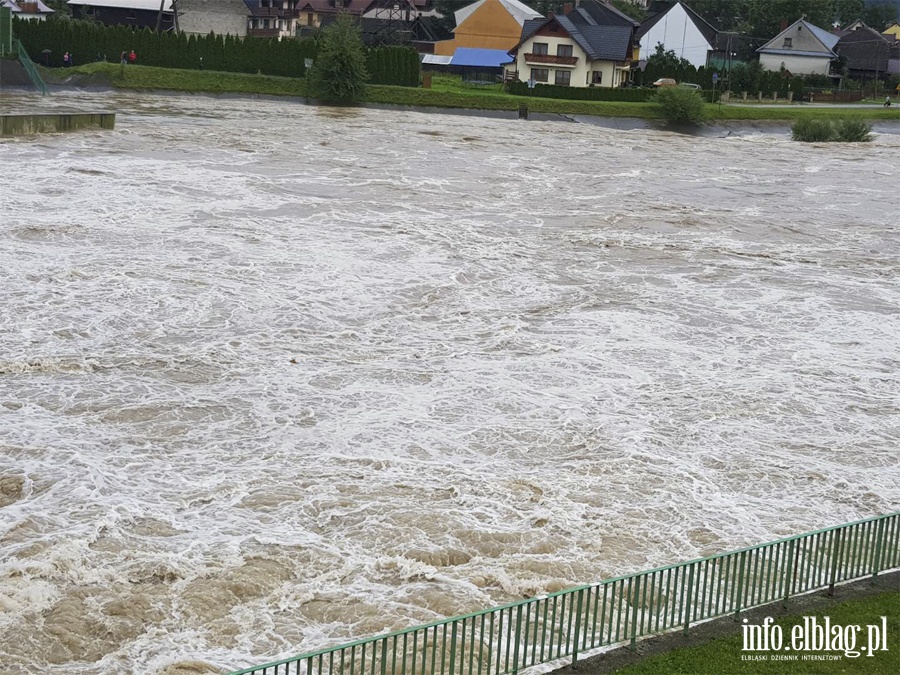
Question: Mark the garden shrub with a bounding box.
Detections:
[791,118,873,142]
[791,118,835,141]
[834,117,873,142]
[653,86,705,125]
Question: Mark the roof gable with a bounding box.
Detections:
[512,12,632,61]
[578,0,639,28]
[455,0,542,29]
[758,18,839,57]
[1,0,54,12]
[637,1,717,47]
[836,25,893,71]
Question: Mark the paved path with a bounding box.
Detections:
[725,103,895,109]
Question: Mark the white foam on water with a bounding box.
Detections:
[0,91,898,674]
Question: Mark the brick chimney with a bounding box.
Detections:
[563,2,573,14]
[780,20,788,32]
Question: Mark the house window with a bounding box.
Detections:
[592,71,603,84]
[126,10,137,19]
[555,70,571,86]
[531,68,549,82]
[557,44,573,58]
[532,42,549,55]
[783,37,792,48]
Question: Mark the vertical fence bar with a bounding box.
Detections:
[541,598,550,663]
[733,551,746,618]
[783,538,796,606]
[614,581,624,643]
[629,576,641,651]
[468,618,476,675]
[682,564,695,636]
[448,623,457,675]
[520,605,531,668]
[828,527,844,595]
[640,571,651,634]
[719,555,731,615]
[511,605,522,675]
[571,589,584,669]
[598,583,609,645]
[872,517,886,579]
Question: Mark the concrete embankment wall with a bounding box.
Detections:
[0,59,35,89]
[0,112,115,135]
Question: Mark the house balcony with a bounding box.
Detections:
[524,53,579,68]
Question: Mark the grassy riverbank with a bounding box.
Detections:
[611,590,899,675]
[42,63,900,122]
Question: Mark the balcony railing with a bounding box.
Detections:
[524,53,578,66]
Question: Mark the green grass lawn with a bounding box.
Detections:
[612,591,900,675]
[42,63,900,123]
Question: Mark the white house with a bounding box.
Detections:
[637,1,718,69]
[0,0,54,20]
[507,5,637,88]
[757,18,839,76]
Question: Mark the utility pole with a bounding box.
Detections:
[725,32,733,92]
[155,0,166,33]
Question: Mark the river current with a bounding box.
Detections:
[0,92,898,674]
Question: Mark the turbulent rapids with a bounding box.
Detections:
[0,91,898,675]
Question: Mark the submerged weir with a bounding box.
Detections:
[0,91,898,675]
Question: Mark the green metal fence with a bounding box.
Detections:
[13,38,48,95]
[231,512,899,675]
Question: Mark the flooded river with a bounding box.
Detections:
[0,92,898,674]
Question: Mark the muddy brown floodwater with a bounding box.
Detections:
[0,91,898,674]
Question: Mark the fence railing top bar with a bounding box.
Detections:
[227,511,898,675]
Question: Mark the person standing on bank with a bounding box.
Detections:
[121,51,127,65]
[63,52,70,67]
[129,50,137,64]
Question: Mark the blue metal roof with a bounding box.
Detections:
[451,48,513,68]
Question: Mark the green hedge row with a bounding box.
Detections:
[14,16,316,76]
[506,80,720,103]
[636,57,830,98]
[366,45,419,87]
[13,17,419,86]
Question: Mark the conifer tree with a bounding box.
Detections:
[308,13,368,103]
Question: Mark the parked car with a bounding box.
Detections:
[679,83,702,90]
[653,78,677,87]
